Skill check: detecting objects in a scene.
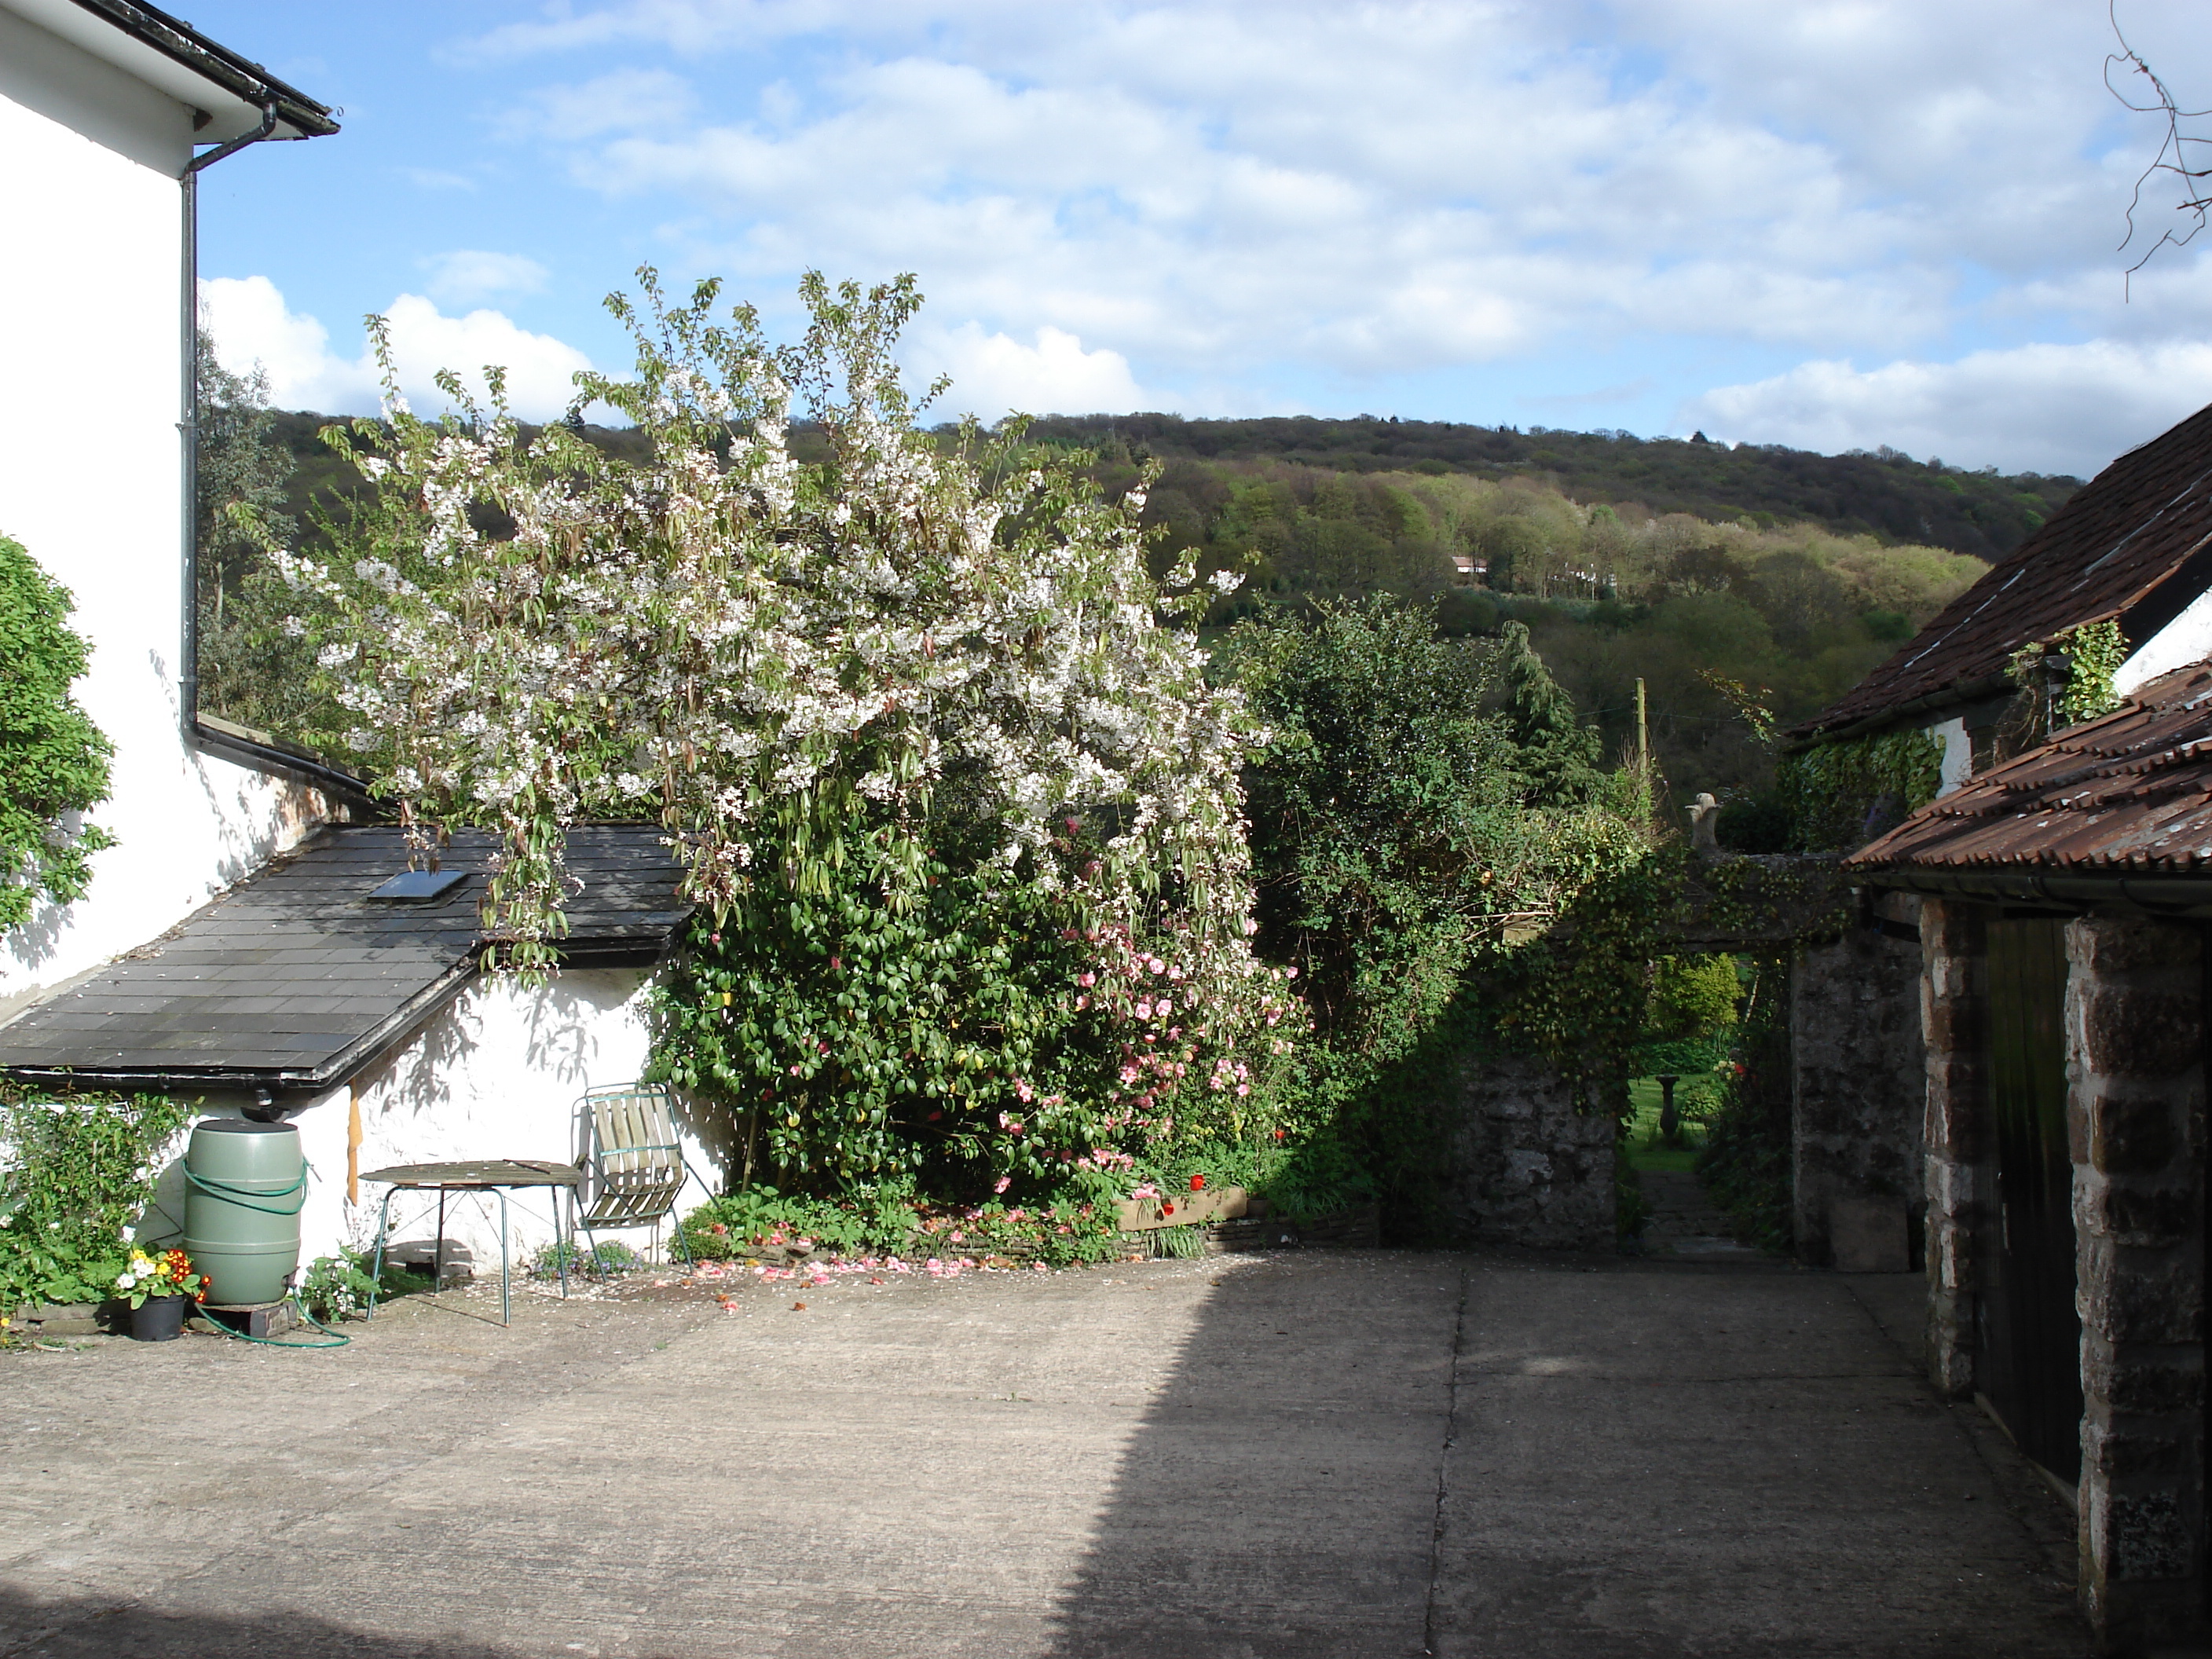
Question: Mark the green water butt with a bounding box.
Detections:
[183,1119,306,1306]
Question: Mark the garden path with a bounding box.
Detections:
[0,1249,2087,1657]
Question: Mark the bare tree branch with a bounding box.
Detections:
[2108,1,2212,291]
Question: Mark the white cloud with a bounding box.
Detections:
[909,322,1151,419]
[467,0,2212,409]
[200,276,593,421]
[419,250,551,306]
[495,67,698,141]
[1680,340,2212,478]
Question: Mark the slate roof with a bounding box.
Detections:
[1796,400,2212,740]
[0,825,689,1097]
[1844,663,2212,907]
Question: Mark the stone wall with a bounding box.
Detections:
[1919,896,1988,1400]
[2067,913,2206,1653]
[1792,916,1925,1271]
[1446,1053,1616,1251]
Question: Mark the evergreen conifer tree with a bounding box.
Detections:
[1497,621,1604,806]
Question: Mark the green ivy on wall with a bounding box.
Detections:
[2006,618,2129,734]
[0,536,115,932]
[1774,727,1943,853]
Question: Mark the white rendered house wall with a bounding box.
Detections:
[0,9,328,1017]
[142,969,727,1276]
[2116,585,2212,697]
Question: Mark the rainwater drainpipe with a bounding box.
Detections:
[178,100,279,741]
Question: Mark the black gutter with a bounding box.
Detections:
[2,962,478,1108]
[1855,865,2212,918]
[192,714,383,817]
[66,0,338,135]
[0,939,683,1105]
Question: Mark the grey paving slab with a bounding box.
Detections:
[0,1251,2091,1659]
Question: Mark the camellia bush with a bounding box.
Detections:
[263,270,1298,1207]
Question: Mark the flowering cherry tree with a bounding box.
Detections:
[273,271,1293,1194]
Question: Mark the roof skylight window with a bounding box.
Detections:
[365,870,467,903]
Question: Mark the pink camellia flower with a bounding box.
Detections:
[1135,1001,1152,1020]
[1148,957,1166,974]
[1155,995,1173,1016]
[1286,966,1298,979]
[830,954,841,970]
[1078,972,1095,987]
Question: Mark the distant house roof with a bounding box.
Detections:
[1844,663,2212,916]
[6,0,339,141]
[1796,401,2212,742]
[0,826,689,1099]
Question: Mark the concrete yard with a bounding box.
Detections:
[0,1249,2089,1658]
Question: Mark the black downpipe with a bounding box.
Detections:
[178,101,278,744]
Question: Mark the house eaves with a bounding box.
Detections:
[1789,400,2212,748]
[1844,661,2212,917]
[2,0,338,141]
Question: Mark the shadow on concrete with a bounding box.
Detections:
[1038,1250,2090,1659]
[0,1587,518,1659]
[1038,1250,1459,1658]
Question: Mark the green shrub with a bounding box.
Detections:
[0,1088,189,1312]
[0,536,115,932]
[1694,956,1793,1254]
[527,1239,646,1279]
[295,1247,427,1320]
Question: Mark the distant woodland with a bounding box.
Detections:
[214,404,2077,809]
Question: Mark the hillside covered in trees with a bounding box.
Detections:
[218,404,2069,811]
[1030,413,2078,560]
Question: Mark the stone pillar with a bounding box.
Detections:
[1919,897,1987,1398]
[2067,913,2206,1653]
[1448,1053,1617,1251]
[1793,917,1925,1270]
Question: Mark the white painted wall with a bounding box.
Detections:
[0,9,329,1016]
[1928,716,1970,796]
[139,969,727,1284]
[2116,586,2212,697]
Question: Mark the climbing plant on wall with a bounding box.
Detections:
[2005,619,2130,734]
[0,536,115,934]
[1773,727,1943,853]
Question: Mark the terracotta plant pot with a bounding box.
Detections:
[130,1295,187,1342]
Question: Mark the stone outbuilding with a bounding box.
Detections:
[1847,661,2212,1654]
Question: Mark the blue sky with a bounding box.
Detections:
[188,0,2212,478]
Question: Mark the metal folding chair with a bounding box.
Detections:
[573,1083,703,1272]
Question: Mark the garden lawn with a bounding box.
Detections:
[1623,1075,1706,1174]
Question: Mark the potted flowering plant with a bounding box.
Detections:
[115,1247,208,1342]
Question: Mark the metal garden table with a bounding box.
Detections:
[361,1159,583,1325]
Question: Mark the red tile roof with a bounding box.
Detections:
[1844,663,2212,875]
[1798,400,2212,738]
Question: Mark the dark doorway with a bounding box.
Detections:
[1976,914,2082,1483]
